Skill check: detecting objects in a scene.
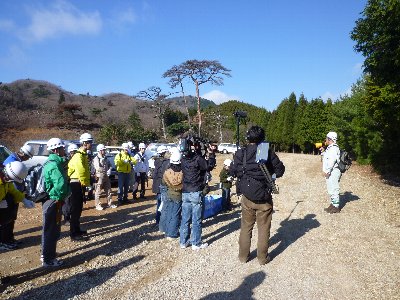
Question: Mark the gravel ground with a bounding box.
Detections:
[0,153,399,300]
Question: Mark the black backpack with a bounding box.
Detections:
[337,149,352,173]
[24,160,53,202]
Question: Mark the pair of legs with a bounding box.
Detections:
[238,195,273,265]
[94,175,113,208]
[117,172,130,204]
[41,199,62,264]
[133,172,146,198]
[180,191,204,247]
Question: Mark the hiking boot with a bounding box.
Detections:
[192,243,208,250]
[95,205,104,211]
[329,206,341,214]
[0,243,16,251]
[324,204,335,213]
[42,258,63,267]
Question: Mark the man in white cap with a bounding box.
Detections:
[322,131,341,213]
[133,143,149,199]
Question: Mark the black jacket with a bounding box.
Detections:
[152,157,170,194]
[231,144,285,202]
[181,154,208,192]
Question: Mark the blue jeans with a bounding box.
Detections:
[117,172,130,202]
[222,188,231,210]
[165,198,182,238]
[158,185,167,232]
[180,191,204,247]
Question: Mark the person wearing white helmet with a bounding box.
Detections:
[1,147,34,250]
[0,161,34,251]
[114,143,136,205]
[152,145,171,229]
[92,144,115,210]
[133,143,149,199]
[126,141,137,194]
[161,150,183,239]
[40,138,70,267]
[323,131,342,214]
[67,143,78,159]
[67,133,93,241]
[219,158,233,211]
[3,144,33,166]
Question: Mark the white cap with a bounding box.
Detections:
[223,159,232,167]
[139,143,146,149]
[127,141,134,148]
[170,151,182,164]
[326,132,337,143]
[121,143,129,150]
[20,145,33,158]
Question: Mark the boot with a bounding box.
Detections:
[329,206,341,214]
[324,204,335,213]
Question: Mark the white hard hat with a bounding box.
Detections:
[139,143,146,149]
[170,151,182,164]
[20,145,33,158]
[326,132,337,142]
[121,143,129,150]
[96,144,106,152]
[223,159,232,166]
[157,145,168,154]
[127,141,134,148]
[5,161,28,183]
[67,143,78,153]
[47,138,65,151]
[79,133,93,143]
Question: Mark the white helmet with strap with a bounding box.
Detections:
[67,143,78,153]
[47,138,65,151]
[20,144,33,158]
[5,161,28,183]
[80,133,94,143]
[96,144,106,152]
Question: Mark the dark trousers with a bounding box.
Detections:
[0,195,18,243]
[41,199,62,261]
[133,172,146,197]
[69,182,84,237]
[222,188,231,210]
[62,195,71,221]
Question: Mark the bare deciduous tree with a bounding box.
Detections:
[165,59,231,136]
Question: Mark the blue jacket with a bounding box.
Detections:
[3,153,21,165]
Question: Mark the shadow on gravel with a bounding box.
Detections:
[340,191,360,210]
[6,203,163,296]
[202,207,241,245]
[12,255,145,299]
[267,213,320,260]
[200,271,266,300]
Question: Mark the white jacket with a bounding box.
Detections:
[134,152,149,173]
[322,144,340,173]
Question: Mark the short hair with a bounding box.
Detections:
[246,126,265,144]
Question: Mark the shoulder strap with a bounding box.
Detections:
[242,148,247,174]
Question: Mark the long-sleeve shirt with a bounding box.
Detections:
[323,143,340,174]
[68,148,91,186]
[0,178,24,204]
[133,152,149,173]
[44,153,70,201]
[114,151,136,174]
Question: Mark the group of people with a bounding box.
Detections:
[1,126,343,276]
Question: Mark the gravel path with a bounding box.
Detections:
[1,153,399,299]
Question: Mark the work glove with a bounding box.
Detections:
[227,176,233,182]
[86,186,93,192]
[106,169,111,176]
[0,200,8,209]
[22,198,35,209]
[124,159,129,163]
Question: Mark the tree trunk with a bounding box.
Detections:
[195,81,201,136]
[180,82,191,128]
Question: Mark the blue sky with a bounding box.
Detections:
[0,0,366,111]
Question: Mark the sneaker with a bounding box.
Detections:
[180,243,189,249]
[42,258,63,267]
[166,236,178,240]
[107,204,117,209]
[95,205,104,211]
[192,243,208,250]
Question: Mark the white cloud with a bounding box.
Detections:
[321,87,351,102]
[201,90,238,104]
[20,0,102,42]
[110,7,136,31]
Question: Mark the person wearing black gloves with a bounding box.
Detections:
[231,125,285,265]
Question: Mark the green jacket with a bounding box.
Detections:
[44,153,70,201]
[219,168,232,189]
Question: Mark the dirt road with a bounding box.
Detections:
[1,153,399,299]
